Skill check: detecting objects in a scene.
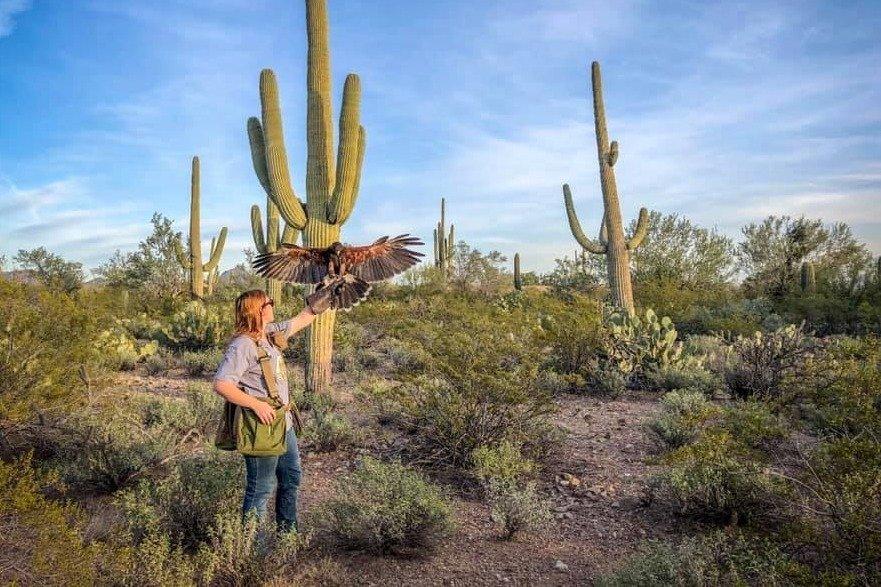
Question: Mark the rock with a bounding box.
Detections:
[618,417,627,425]
[554,560,569,572]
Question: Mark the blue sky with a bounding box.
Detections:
[1,0,879,275]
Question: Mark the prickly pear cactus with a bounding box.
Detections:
[163,301,227,350]
[605,308,683,373]
[94,321,159,370]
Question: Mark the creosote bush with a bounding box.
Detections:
[647,390,719,449]
[597,530,812,586]
[313,457,453,554]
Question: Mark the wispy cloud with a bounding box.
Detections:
[0,0,29,37]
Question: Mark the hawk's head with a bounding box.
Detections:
[330,242,345,256]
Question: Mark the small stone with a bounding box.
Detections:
[604,431,611,439]
[617,418,626,425]
[554,560,569,572]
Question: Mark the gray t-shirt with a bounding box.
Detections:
[214,320,293,429]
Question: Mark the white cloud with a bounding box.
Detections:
[0,0,29,37]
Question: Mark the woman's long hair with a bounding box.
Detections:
[234,289,268,341]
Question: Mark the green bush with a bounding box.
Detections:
[203,511,303,586]
[484,479,551,540]
[180,348,224,376]
[144,353,170,375]
[644,363,722,396]
[0,279,100,421]
[94,321,159,371]
[0,455,98,586]
[313,457,453,554]
[303,403,359,452]
[720,400,789,449]
[471,440,536,485]
[723,323,813,399]
[647,390,719,449]
[797,436,881,580]
[163,301,229,350]
[116,450,243,548]
[59,395,199,491]
[597,530,811,586]
[651,430,787,524]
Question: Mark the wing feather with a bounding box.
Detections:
[341,234,425,282]
[252,244,330,284]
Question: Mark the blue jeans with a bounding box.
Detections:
[242,431,301,532]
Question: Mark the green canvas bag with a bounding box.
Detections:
[215,342,302,456]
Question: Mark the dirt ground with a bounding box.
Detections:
[122,369,695,586]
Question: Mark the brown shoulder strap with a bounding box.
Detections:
[255,345,282,405]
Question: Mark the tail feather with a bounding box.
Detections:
[324,275,372,312]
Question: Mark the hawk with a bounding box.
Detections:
[252,234,424,311]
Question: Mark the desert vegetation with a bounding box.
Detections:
[2,1,880,586]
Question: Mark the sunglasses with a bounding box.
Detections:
[261,298,275,309]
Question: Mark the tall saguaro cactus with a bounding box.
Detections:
[251,196,299,301]
[563,61,649,315]
[433,197,454,275]
[513,252,522,291]
[800,261,816,293]
[246,0,366,396]
[176,156,227,300]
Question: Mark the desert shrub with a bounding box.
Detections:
[163,301,229,350]
[116,450,243,548]
[651,430,787,524]
[719,400,790,449]
[107,530,209,587]
[471,442,549,539]
[0,279,100,421]
[644,363,722,396]
[597,530,811,586]
[355,377,404,424]
[304,404,359,452]
[59,395,200,490]
[647,390,719,449]
[180,347,224,376]
[723,323,813,399]
[313,457,453,554]
[539,298,604,376]
[484,479,552,540]
[94,321,159,371]
[796,436,881,579]
[144,352,171,375]
[119,312,168,342]
[786,336,881,437]
[0,455,98,586]
[391,302,556,467]
[471,440,536,484]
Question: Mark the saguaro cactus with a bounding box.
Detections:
[433,197,454,275]
[513,252,522,291]
[246,0,366,396]
[800,261,816,293]
[563,61,649,315]
[176,156,227,300]
[251,196,299,301]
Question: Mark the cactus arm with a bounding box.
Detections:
[247,117,273,196]
[627,208,650,250]
[334,125,365,225]
[259,69,308,230]
[447,224,455,260]
[599,211,608,246]
[266,198,280,251]
[281,223,299,245]
[563,184,607,255]
[306,0,334,207]
[433,228,438,264]
[251,205,267,254]
[327,75,363,224]
[203,227,227,272]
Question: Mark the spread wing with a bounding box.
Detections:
[341,234,425,282]
[252,244,330,284]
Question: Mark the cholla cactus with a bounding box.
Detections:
[176,156,227,300]
[246,0,366,396]
[800,261,816,293]
[513,253,522,291]
[433,197,454,275]
[563,62,649,315]
[251,197,299,301]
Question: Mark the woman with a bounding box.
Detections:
[213,287,333,532]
